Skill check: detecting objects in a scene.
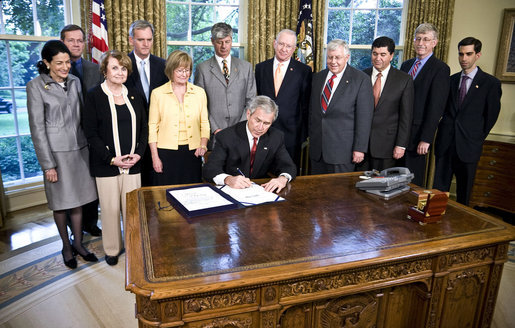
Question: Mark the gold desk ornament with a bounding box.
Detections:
[407,189,449,224]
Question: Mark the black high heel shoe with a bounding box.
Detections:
[61,250,77,269]
[71,245,99,262]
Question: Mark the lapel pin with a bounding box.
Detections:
[264,147,268,150]
[290,68,293,71]
[475,85,478,88]
[44,84,50,90]
[131,96,134,99]
[346,80,349,84]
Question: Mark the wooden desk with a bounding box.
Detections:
[126,173,515,328]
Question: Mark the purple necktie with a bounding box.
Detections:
[459,75,469,106]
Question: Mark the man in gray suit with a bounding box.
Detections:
[309,39,374,174]
[60,25,103,95]
[194,22,256,147]
[360,36,414,171]
[60,24,103,236]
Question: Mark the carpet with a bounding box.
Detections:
[0,237,131,326]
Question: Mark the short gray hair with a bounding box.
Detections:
[276,29,296,41]
[247,95,279,121]
[129,20,154,37]
[414,23,438,40]
[327,39,350,56]
[211,22,232,40]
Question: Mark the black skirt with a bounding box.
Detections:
[152,145,202,186]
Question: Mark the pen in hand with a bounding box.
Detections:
[236,168,245,177]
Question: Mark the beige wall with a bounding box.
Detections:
[448,0,515,136]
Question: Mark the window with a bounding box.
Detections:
[165,0,242,78]
[325,0,406,70]
[0,0,69,187]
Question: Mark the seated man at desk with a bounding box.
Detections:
[203,95,296,193]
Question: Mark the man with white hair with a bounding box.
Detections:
[309,39,374,174]
[255,29,312,168]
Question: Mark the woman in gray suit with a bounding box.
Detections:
[26,40,98,269]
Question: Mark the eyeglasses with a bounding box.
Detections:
[277,42,295,50]
[175,68,190,75]
[414,37,434,43]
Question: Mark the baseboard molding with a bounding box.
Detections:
[5,184,47,212]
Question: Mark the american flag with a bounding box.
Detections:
[295,0,314,70]
[90,0,108,64]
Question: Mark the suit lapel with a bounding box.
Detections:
[235,123,252,176]
[276,60,296,98]
[252,133,269,178]
[263,60,276,98]
[450,73,460,112]
[326,67,351,113]
[228,57,241,87]
[129,52,144,96]
[209,57,228,86]
[460,68,484,110]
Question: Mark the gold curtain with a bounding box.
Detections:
[247,0,325,72]
[403,0,455,188]
[80,0,167,59]
[403,0,455,62]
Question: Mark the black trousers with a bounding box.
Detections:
[433,145,478,206]
[403,150,427,187]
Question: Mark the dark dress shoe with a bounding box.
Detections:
[84,226,102,236]
[105,255,118,266]
[61,250,77,269]
[71,245,99,262]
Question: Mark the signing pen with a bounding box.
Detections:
[236,167,245,177]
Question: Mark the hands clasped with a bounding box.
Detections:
[113,154,141,169]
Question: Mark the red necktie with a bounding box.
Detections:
[250,137,257,174]
[410,60,421,79]
[373,72,382,108]
[321,74,336,113]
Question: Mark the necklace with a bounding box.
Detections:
[112,92,122,97]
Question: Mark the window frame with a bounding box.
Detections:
[323,0,409,69]
[0,0,75,191]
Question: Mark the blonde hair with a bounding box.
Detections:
[164,50,193,81]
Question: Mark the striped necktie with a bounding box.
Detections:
[410,60,421,79]
[321,74,336,113]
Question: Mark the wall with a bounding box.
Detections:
[447,0,515,136]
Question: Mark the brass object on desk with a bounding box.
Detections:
[407,189,449,224]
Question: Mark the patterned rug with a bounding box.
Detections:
[0,237,116,314]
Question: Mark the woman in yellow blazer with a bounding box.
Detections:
[148,50,210,185]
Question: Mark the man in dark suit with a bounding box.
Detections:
[434,37,502,205]
[203,95,296,193]
[60,25,103,95]
[309,39,374,174]
[255,29,312,169]
[125,20,168,107]
[125,20,168,186]
[60,24,103,236]
[400,23,450,186]
[194,22,256,148]
[361,36,414,171]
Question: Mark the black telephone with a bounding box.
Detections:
[356,167,414,199]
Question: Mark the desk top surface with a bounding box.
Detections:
[126,173,515,297]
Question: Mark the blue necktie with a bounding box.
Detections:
[140,60,150,102]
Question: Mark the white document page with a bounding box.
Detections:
[168,186,233,212]
[219,184,285,206]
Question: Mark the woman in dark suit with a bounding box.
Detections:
[27,40,98,269]
[83,50,147,266]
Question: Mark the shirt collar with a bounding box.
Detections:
[461,66,478,80]
[273,57,291,69]
[134,53,150,64]
[372,64,391,78]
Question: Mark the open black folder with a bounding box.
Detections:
[166,184,243,219]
